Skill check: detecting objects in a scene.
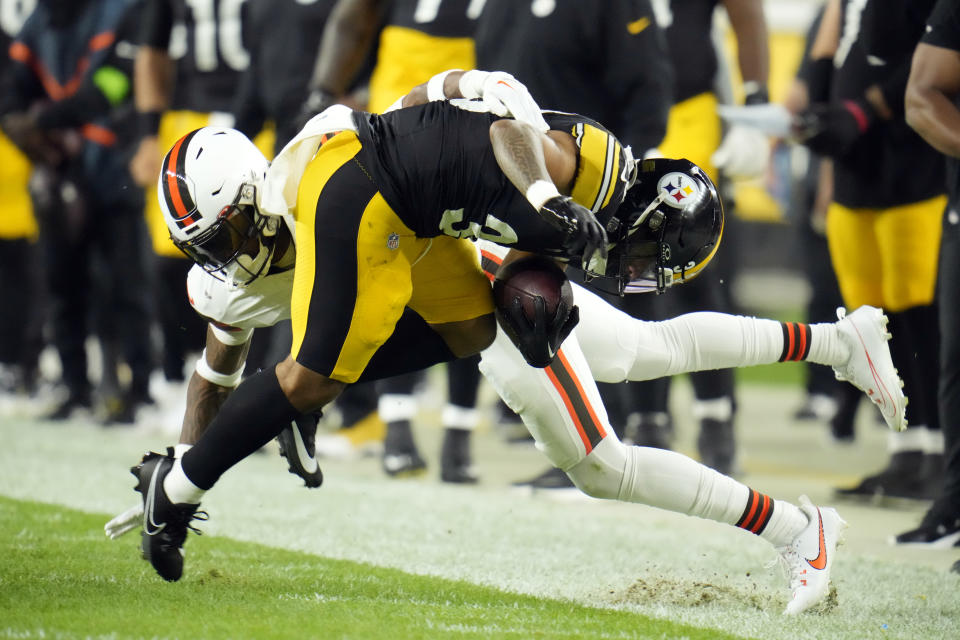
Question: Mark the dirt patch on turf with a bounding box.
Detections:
[611,575,779,611]
[610,575,840,614]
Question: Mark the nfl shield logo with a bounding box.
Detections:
[387,232,400,250]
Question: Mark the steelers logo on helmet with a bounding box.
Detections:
[577,157,724,296]
[657,171,702,209]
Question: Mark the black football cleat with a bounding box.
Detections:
[276,414,324,488]
[131,448,206,581]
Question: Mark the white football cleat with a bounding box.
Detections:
[777,495,847,615]
[832,306,908,432]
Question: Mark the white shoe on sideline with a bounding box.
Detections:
[833,306,907,432]
[776,495,847,615]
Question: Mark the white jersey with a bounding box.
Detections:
[186,265,293,332]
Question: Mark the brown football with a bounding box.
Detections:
[492,256,572,321]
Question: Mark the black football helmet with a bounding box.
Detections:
[583,157,724,295]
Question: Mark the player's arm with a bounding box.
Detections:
[129,0,175,186]
[300,0,389,117]
[723,0,769,101]
[179,323,252,444]
[489,119,606,264]
[906,41,960,157]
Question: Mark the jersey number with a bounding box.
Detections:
[439,209,518,245]
[170,0,249,72]
[413,0,487,22]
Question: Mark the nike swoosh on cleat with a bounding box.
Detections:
[290,424,319,474]
[851,323,897,420]
[143,463,166,537]
[805,508,827,570]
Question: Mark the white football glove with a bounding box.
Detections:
[711,124,771,179]
[459,70,549,132]
[104,503,143,539]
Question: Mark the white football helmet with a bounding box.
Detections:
[158,127,279,286]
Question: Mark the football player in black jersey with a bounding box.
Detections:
[131,69,708,581]
[133,72,911,613]
[795,0,945,503]
[896,0,960,558]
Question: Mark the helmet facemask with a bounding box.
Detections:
[172,180,278,287]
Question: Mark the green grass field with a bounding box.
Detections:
[1,497,733,639]
[2,379,958,640]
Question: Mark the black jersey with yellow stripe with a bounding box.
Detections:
[352,102,630,257]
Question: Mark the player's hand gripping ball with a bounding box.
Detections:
[493,255,579,368]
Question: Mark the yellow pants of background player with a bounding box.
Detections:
[658,92,722,184]
[291,131,493,383]
[826,196,945,312]
[0,131,37,240]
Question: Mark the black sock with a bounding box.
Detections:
[181,367,300,489]
[447,355,481,406]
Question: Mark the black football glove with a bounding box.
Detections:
[538,195,608,267]
[498,292,580,368]
[794,99,876,158]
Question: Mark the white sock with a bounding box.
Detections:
[163,458,206,505]
[806,322,847,367]
[378,393,418,422]
[173,443,193,458]
[442,404,479,430]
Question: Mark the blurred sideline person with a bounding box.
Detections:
[129,72,906,616]
[0,0,43,402]
[895,0,960,558]
[607,0,773,476]
[474,0,675,487]
[301,0,487,482]
[0,0,154,423]
[127,0,253,401]
[794,0,944,502]
[782,5,848,432]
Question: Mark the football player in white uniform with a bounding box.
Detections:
[117,71,907,614]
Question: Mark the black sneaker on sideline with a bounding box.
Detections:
[276,414,324,488]
[697,418,737,476]
[440,427,478,484]
[382,451,427,477]
[891,500,960,548]
[131,448,206,581]
[512,466,574,489]
[834,451,934,502]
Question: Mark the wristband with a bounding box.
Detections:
[427,69,460,101]
[194,349,244,388]
[137,110,162,139]
[525,180,561,211]
[458,70,489,99]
